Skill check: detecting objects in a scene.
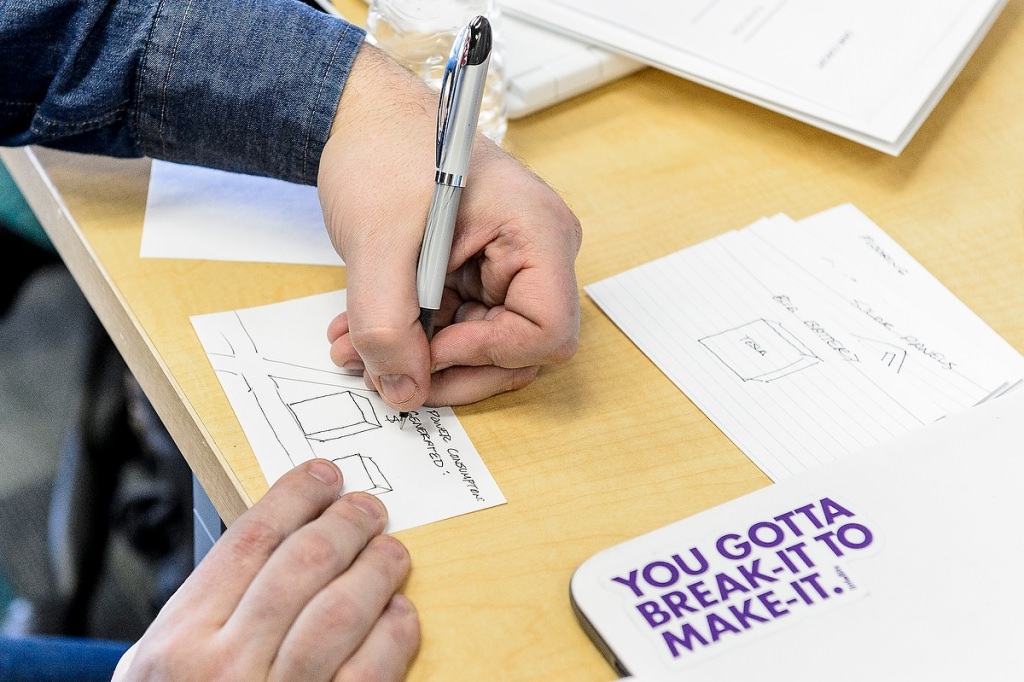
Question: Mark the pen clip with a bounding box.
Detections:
[435,24,471,173]
[434,17,491,185]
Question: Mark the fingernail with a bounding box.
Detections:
[342,359,364,372]
[380,374,416,404]
[388,593,415,615]
[348,492,386,520]
[306,458,341,484]
[374,535,410,562]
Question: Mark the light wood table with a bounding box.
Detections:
[4,1,1023,678]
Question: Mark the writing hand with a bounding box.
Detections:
[319,44,582,412]
[112,459,419,681]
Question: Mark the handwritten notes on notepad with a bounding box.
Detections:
[191,290,505,533]
[586,204,1024,481]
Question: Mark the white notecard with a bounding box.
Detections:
[586,205,1024,480]
[191,289,505,533]
[141,160,340,266]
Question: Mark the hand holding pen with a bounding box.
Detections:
[319,21,582,413]
[399,16,492,425]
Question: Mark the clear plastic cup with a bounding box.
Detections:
[366,0,508,143]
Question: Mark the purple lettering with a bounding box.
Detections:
[672,548,710,576]
[799,572,829,599]
[791,578,812,604]
[773,510,803,535]
[636,600,671,628]
[813,530,844,556]
[738,559,777,589]
[706,612,742,642]
[715,572,750,601]
[610,570,644,597]
[757,590,790,618]
[661,590,699,617]
[783,542,815,569]
[749,520,786,548]
[686,580,719,608]
[727,599,771,629]
[662,623,709,657]
[792,503,824,529]
[820,497,855,525]
[776,548,798,573]
[716,533,750,560]
[643,560,680,589]
[837,522,873,550]
[814,523,872,556]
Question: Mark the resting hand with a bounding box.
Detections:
[318,44,582,412]
[111,459,419,681]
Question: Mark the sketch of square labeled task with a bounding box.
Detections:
[699,319,820,383]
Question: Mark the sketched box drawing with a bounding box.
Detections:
[281,384,382,441]
[699,319,820,383]
[333,454,393,496]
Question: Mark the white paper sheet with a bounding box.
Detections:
[585,205,1024,480]
[141,160,341,266]
[506,0,1006,154]
[190,290,505,532]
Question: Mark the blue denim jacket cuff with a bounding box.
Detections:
[137,0,365,186]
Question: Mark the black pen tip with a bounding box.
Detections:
[399,412,408,429]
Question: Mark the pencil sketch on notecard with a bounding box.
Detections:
[586,206,1024,482]
[699,319,821,383]
[202,313,395,496]
[191,290,506,533]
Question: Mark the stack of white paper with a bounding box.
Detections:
[586,204,1023,480]
[505,0,1007,154]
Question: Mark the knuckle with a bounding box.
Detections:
[284,527,344,572]
[549,333,580,363]
[226,516,285,559]
[348,325,407,365]
[335,599,420,682]
[129,626,222,679]
[320,590,368,633]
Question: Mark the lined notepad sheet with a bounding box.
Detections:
[586,204,1024,481]
[506,0,1006,154]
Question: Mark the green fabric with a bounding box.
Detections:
[0,160,53,252]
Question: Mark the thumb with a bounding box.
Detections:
[343,236,431,412]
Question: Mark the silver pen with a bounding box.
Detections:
[400,15,492,428]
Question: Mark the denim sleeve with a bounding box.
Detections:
[0,0,365,186]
